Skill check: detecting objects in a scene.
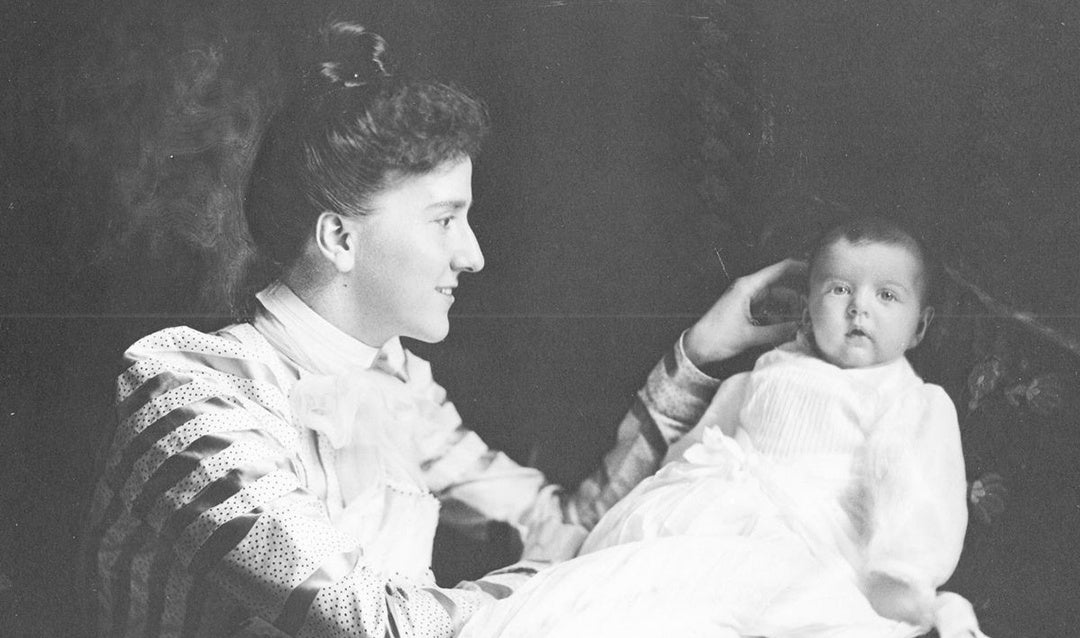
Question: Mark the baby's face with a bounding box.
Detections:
[807,239,932,369]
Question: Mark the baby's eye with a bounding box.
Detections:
[879,290,897,302]
[830,284,850,295]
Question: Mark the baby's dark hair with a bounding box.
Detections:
[243,22,489,273]
[806,215,939,308]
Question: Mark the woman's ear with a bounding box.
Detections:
[910,305,935,348]
[314,211,357,273]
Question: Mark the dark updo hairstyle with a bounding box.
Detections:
[806,215,940,308]
[243,22,488,276]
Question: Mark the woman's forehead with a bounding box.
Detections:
[369,157,473,213]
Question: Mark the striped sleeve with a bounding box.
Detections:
[564,331,723,530]
[85,327,501,638]
[413,332,724,563]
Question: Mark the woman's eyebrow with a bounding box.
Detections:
[427,199,471,213]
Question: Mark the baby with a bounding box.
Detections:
[460,216,986,638]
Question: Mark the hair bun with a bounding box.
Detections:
[318,22,389,88]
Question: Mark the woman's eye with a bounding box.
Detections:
[436,217,453,228]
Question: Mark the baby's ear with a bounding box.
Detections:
[910,305,935,348]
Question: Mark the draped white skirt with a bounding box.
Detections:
[459,430,920,638]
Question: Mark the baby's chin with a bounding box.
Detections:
[832,355,903,369]
[808,331,906,369]
[821,347,902,369]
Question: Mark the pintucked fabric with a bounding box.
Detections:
[84,283,721,637]
[458,338,983,638]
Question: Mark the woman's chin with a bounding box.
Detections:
[410,321,450,344]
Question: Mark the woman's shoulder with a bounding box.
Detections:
[122,323,284,380]
[125,323,257,358]
[118,323,297,421]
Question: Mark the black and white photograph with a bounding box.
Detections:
[2,1,1079,636]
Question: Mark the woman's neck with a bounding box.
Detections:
[256,279,394,376]
[282,260,388,348]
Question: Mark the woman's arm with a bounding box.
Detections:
[86,330,516,638]
[424,331,725,562]
[561,259,805,534]
[425,260,804,561]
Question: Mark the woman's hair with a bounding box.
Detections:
[243,22,488,274]
[806,215,940,308]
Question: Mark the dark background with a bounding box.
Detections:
[2,1,1079,635]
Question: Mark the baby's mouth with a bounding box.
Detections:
[846,328,869,339]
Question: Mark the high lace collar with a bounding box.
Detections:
[252,281,406,377]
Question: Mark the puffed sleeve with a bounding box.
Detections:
[859,384,968,627]
[85,329,516,638]
[416,331,723,562]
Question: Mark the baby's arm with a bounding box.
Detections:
[860,385,970,628]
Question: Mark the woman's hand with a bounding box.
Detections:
[683,258,806,367]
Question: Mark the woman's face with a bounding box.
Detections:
[344,157,484,345]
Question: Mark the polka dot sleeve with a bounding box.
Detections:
[87,326,498,638]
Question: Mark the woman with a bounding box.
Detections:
[83,23,801,638]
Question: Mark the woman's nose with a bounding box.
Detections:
[452,223,485,273]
